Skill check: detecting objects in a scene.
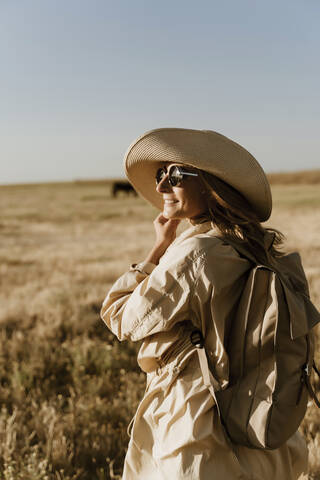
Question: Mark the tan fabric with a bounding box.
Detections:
[101,221,308,480]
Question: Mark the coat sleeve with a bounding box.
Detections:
[100,253,199,341]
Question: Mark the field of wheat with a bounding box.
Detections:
[0,176,319,479]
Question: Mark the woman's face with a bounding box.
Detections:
[155,163,208,220]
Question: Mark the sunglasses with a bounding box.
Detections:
[155,165,198,187]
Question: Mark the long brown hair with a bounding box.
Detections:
[198,170,285,265]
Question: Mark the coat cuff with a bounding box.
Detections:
[130,262,156,275]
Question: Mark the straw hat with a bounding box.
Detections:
[124,128,272,222]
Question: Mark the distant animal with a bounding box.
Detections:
[112,181,137,198]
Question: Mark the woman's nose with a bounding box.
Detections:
[156,174,172,194]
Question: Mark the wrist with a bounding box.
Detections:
[144,242,169,265]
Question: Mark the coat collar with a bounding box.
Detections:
[171,220,216,249]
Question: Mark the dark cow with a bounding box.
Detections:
[112,181,137,198]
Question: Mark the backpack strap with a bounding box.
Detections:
[190,330,221,409]
[190,329,253,477]
[190,331,221,390]
[313,361,320,379]
[304,361,320,408]
[300,335,320,409]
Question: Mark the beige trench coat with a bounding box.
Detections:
[101,221,308,480]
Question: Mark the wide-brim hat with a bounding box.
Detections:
[124,128,272,222]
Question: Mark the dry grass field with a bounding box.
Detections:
[0,174,319,479]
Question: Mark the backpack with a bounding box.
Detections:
[191,244,320,450]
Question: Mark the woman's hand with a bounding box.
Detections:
[153,213,180,248]
[144,214,181,265]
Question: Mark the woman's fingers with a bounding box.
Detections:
[153,214,180,245]
[143,215,181,265]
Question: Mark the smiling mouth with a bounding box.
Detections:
[164,199,178,204]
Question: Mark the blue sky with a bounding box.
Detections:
[1,0,319,184]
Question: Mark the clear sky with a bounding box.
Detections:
[1,0,319,184]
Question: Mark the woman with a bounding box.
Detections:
[101,128,309,479]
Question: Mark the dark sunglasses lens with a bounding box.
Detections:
[156,168,166,184]
[169,166,183,186]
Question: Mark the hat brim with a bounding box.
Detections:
[124,128,272,222]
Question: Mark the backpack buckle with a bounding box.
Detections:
[190,329,204,348]
[303,364,311,377]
